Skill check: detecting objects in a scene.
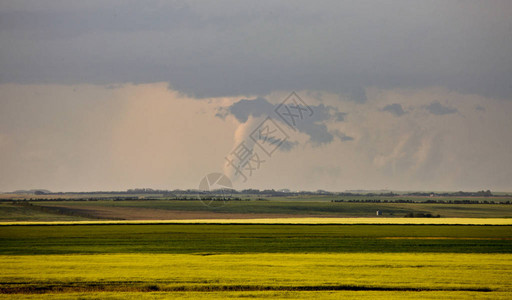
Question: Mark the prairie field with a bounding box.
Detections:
[1,198,511,298]
[1,253,511,299]
[2,197,512,222]
[0,223,511,298]
[1,224,512,254]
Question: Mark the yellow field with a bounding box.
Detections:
[3,290,512,300]
[1,253,511,299]
[2,217,512,226]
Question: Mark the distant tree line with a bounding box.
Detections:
[12,187,512,198]
[331,199,510,204]
[406,190,494,197]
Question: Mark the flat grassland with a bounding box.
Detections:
[1,223,511,299]
[2,198,512,221]
[1,224,512,254]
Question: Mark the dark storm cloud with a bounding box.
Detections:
[425,101,458,115]
[382,103,406,117]
[0,1,511,100]
[219,97,348,146]
[221,97,274,123]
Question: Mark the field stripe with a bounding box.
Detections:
[0,284,493,294]
[1,217,512,226]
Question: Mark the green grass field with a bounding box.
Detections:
[2,199,511,221]
[1,224,511,255]
[1,223,511,298]
[0,203,88,221]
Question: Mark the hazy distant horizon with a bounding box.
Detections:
[4,188,510,196]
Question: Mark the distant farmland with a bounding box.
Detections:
[1,195,511,298]
[1,196,512,222]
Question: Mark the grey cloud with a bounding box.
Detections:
[215,107,229,120]
[475,105,486,111]
[332,130,354,142]
[254,135,298,152]
[425,101,458,115]
[0,1,511,101]
[219,96,347,146]
[382,103,406,117]
[225,97,274,123]
[277,140,298,152]
[333,111,347,122]
[295,122,333,146]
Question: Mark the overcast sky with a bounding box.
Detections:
[0,1,511,192]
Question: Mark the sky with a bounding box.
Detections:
[0,1,511,192]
